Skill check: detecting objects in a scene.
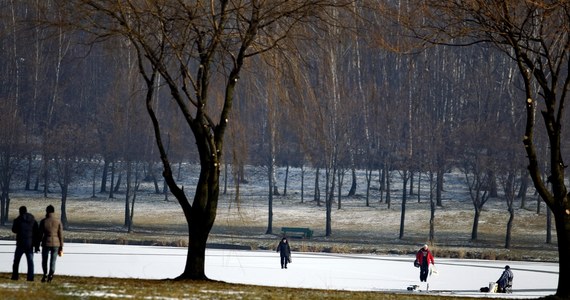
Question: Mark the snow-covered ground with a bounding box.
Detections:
[1,241,558,298]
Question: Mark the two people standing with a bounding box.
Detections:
[11,205,64,283]
[276,237,291,269]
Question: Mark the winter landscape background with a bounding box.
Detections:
[0,164,560,298]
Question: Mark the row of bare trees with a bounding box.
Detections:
[1,1,568,296]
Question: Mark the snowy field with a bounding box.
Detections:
[1,241,558,298]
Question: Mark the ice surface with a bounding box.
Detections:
[0,241,557,298]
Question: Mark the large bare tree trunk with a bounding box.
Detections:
[180,169,219,280]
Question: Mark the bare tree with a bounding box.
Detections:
[46,122,94,229]
[62,0,352,280]
[394,1,570,296]
[0,103,25,225]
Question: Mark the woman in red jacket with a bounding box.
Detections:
[415,244,435,282]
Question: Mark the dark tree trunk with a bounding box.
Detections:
[100,159,109,193]
[163,178,169,201]
[34,174,39,191]
[266,160,274,235]
[42,159,49,198]
[399,170,408,239]
[378,169,386,203]
[471,208,480,240]
[109,161,115,199]
[436,167,444,207]
[365,168,372,207]
[429,171,435,242]
[152,174,160,194]
[546,207,552,244]
[409,171,414,196]
[0,189,8,226]
[553,208,570,297]
[176,154,220,280]
[114,174,122,193]
[129,165,140,233]
[125,161,132,228]
[91,163,97,198]
[25,154,33,190]
[283,164,289,196]
[325,167,336,237]
[416,172,421,203]
[379,168,385,204]
[60,184,68,229]
[300,166,305,203]
[505,207,514,249]
[223,163,228,195]
[518,173,528,208]
[238,164,246,184]
[337,170,343,210]
[488,171,498,197]
[177,162,182,181]
[180,219,210,280]
[385,168,391,209]
[347,168,357,196]
[0,155,11,224]
[314,168,320,206]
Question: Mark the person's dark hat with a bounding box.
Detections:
[46,205,55,213]
[505,265,510,269]
[19,206,27,215]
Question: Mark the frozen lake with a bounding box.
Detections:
[1,241,558,298]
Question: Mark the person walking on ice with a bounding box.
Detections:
[276,237,291,269]
[416,244,435,283]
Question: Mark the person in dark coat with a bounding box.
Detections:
[415,244,435,282]
[39,204,64,283]
[496,265,514,293]
[11,206,40,281]
[276,237,291,269]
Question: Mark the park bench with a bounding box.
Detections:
[281,227,313,239]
